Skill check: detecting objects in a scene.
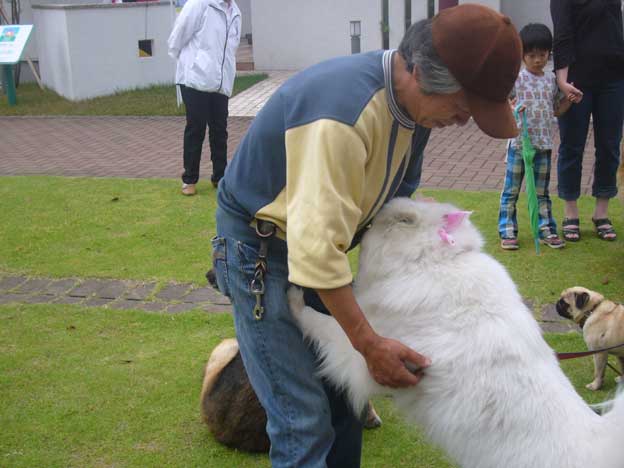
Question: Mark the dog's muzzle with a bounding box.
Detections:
[556,299,572,320]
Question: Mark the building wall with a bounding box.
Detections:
[32,1,175,100]
[501,0,552,31]
[236,0,251,39]
[252,0,382,70]
[31,7,73,92]
[252,0,509,70]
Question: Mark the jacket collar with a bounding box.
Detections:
[383,50,416,130]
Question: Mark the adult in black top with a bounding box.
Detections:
[551,0,624,241]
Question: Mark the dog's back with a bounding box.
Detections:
[200,339,270,453]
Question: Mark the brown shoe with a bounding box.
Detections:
[182,183,196,196]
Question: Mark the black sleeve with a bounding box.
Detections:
[550,0,575,70]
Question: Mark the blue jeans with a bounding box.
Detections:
[212,206,362,468]
[557,79,624,201]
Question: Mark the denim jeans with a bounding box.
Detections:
[212,206,363,468]
[556,79,624,201]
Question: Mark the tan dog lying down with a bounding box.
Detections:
[200,338,381,453]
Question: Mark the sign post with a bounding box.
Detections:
[0,24,34,106]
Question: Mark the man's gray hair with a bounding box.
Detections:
[398,19,461,95]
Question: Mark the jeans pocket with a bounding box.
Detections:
[211,236,230,298]
[236,240,260,288]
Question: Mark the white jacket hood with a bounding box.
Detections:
[168,0,241,96]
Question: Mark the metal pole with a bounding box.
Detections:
[2,64,16,105]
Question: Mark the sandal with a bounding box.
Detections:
[540,234,565,249]
[592,218,617,241]
[562,218,580,242]
[500,238,519,250]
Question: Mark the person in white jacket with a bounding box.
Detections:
[168,0,241,196]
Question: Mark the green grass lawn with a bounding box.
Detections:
[0,175,622,466]
[0,75,267,116]
[0,176,621,305]
[1,303,619,468]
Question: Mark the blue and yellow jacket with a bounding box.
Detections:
[218,50,430,290]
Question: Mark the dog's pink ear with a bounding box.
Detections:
[442,211,472,233]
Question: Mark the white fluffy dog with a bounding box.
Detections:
[288,198,624,468]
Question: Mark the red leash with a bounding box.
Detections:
[557,343,624,376]
[557,342,624,360]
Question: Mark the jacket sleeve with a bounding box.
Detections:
[393,128,431,198]
[284,119,367,290]
[550,0,575,70]
[168,0,205,60]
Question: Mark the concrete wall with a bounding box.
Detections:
[236,0,251,38]
[251,0,511,70]
[501,0,552,31]
[252,0,382,70]
[32,1,175,100]
[461,0,500,12]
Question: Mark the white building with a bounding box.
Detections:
[250,0,553,71]
[3,0,557,100]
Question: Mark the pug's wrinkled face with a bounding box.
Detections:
[556,287,605,324]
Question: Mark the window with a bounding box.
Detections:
[138,39,153,58]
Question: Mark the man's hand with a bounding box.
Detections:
[317,285,431,388]
[359,334,431,388]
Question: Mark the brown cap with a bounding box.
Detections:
[431,4,521,138]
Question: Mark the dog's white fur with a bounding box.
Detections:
[289,198,624,468]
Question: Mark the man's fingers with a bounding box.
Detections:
[402,348,431,369]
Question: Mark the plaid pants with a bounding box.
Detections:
[498,145,558,239]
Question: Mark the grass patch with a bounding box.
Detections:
[0,304,454,467]
[1,304,619,467]
[0,75,267,116]
[0,176,621,305]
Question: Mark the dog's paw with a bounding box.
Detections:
[586,381,603,391]
[287,286,306,320]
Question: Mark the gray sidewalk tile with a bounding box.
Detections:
[52,296,85,305]
[133,301,168,312]
[124,282,157,301]
[108,299,144,311]
[183,286,224,303]
[166,303,198,314]
[22,294,57,304]
[0,276,28,292]
[84,297,114,308]
[202,303,233,314]
[44,279,79,295]
[96,280,129,300]
[14,278,51,294]
[0,293,27,305]
[156,283,193,301]
[68,279,104,298]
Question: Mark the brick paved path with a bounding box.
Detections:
[0,116,596,194]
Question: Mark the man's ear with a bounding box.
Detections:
[575,292,590,310]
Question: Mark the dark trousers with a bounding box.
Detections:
[557,79,624,200]
[180,85,229,185]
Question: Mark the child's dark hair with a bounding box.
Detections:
[519,23,552,53]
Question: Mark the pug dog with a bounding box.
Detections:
[556,286,624,390]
